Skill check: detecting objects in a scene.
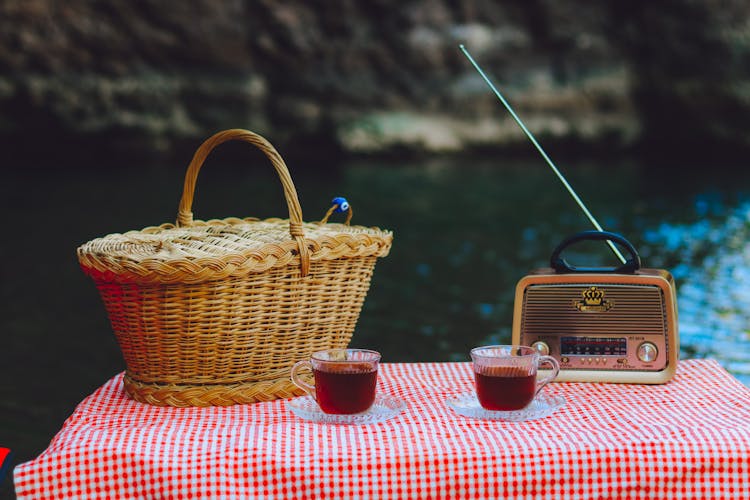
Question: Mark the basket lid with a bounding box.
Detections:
[77,129,392,284]
[78,217,392,284]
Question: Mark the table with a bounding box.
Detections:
[14,359,750,499]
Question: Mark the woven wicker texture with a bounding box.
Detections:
[77,129,393,407]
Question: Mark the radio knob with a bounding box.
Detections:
[531,341,550,356]
[637,342,658,363]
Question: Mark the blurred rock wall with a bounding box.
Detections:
[2,0,749,166]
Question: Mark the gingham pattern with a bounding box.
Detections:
[14,359,750,499]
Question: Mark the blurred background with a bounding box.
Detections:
[2,0,750,496]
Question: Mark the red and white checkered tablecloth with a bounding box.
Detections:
[14,359,750,499]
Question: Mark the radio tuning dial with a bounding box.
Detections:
[637,342,658,363]
[531,341,550,356]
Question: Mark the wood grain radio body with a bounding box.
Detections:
[511,231,679,384]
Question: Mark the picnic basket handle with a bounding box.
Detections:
[176,129,310,276]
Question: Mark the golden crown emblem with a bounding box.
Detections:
[575,286,613,312]
[582,286,604,305]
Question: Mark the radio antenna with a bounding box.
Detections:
[459,44,627,264]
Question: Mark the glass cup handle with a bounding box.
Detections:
[290,360,315,396]
[535,355,561,396]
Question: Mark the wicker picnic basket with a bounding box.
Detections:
[77,129,393,407]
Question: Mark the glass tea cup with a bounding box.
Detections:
[470,345,560,411]
[291,349,381,414]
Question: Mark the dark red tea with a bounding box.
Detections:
[474,371,536,411]
[314,366,378,414]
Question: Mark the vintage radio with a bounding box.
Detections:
[512,231,679,384]
[458,47,679,384]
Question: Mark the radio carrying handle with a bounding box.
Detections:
[550,231,641,274]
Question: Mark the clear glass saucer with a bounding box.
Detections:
[287,394,406,425]
[446,391,565,422]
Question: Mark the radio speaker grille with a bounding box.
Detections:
[521,283,667,337]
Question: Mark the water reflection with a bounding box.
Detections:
[643,200,750,384]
